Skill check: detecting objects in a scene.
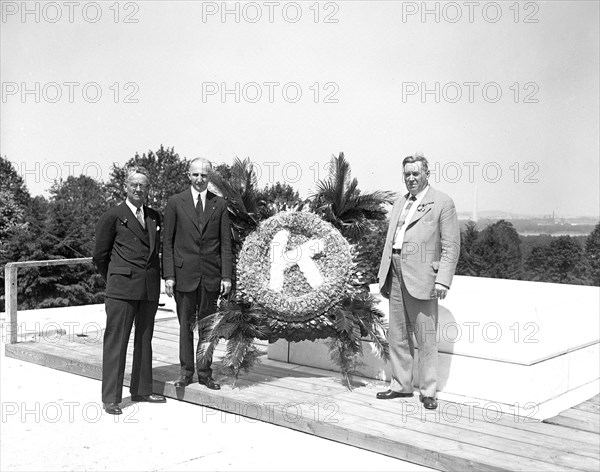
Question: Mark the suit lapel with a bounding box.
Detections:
[407,187,434,229]
[145,208,157,257]
[182,189,201,233]
[119,203,148,243]
[389,194,408,229]
[201,191,217,234]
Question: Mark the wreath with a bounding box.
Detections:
[195,210,389,389]
[237,211,353,322]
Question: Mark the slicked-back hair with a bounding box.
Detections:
[125,165,151,182]
[402,155,429,173]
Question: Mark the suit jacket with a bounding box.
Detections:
[93,202,161,301]
[162,188,233,293]
[378,187,460,300]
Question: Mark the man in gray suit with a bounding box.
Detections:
[376,154,460,410]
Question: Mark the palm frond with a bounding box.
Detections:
[223,333,252,370]
[310,153,394,241]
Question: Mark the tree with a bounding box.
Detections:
[0,190,26,244]
[0,156,30,208]
[255,182,304,221]
[470,220,523,279]
[0,157,31,246]
[456,220,479,276]
[310,152,395,243]
[0,158,33,311]
[586,223,600,286]
[46,175,111,258]
[108,145,189,214]
[525,236,592,285]
[11,176,110,309]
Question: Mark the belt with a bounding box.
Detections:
[392,248,402,255]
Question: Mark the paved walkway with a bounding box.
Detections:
[0,304,433,472]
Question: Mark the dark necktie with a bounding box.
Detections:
[136,207,145,229]
[196,195,204,220]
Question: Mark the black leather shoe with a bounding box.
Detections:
[173,375,193,387]
[131,394,166,403]
[376,389,413,399]
[103,402,122,415]
[198,376,220,390]
[419,395,438,410]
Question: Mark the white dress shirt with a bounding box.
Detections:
[126,199,143,220]
[392,184,430,250]
[191,187,207,210]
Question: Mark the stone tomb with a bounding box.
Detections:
[268,276,600,419]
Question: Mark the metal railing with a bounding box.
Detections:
[4,258,93,344]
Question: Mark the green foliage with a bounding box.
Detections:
[195,296,269,383]
[325,337,366,390]
[456,220,479,276]
[10,177,109,309]
[354,220,388,285]
[107,145,189,214]
[586,223,600,286]
[255,182,305,221]
[197,288,389,390]
[0,156,31,208]
[47,176,111,258]
[0,157,31,255]
[325,291,389,389]
[457,220,599,286]
[209,157,260,253]
[525,235,592,285]
[311,152,395,243]
[0,189,27,243]
[469,220,523,279]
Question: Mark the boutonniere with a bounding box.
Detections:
[156,225,160,232]
[417,202,434,212]
[119,218,128,226]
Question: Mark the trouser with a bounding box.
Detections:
[388,254,439,397]
[174,282,219,379]
[102,297,158,403]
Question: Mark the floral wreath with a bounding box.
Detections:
[236,211,353,322]
[196,210,389,390]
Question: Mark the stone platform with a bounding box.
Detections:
[268,276,600,419]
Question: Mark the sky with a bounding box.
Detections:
[1,0,599,218]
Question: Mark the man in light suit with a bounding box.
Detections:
[93,166,166,415]
[162,157,233,390]
[376,154,460,410]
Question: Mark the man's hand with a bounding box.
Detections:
[165,278,175,297]
[432,283,448,300]
[220,278,232,296]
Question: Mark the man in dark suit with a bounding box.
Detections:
[162,157,233,390]
[376,154,460,410]
[93,166,166,415]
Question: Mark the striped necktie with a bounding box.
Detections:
[136,207,145,229]
[397,195,417,228]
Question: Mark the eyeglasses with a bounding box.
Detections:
[128,182,149,190]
